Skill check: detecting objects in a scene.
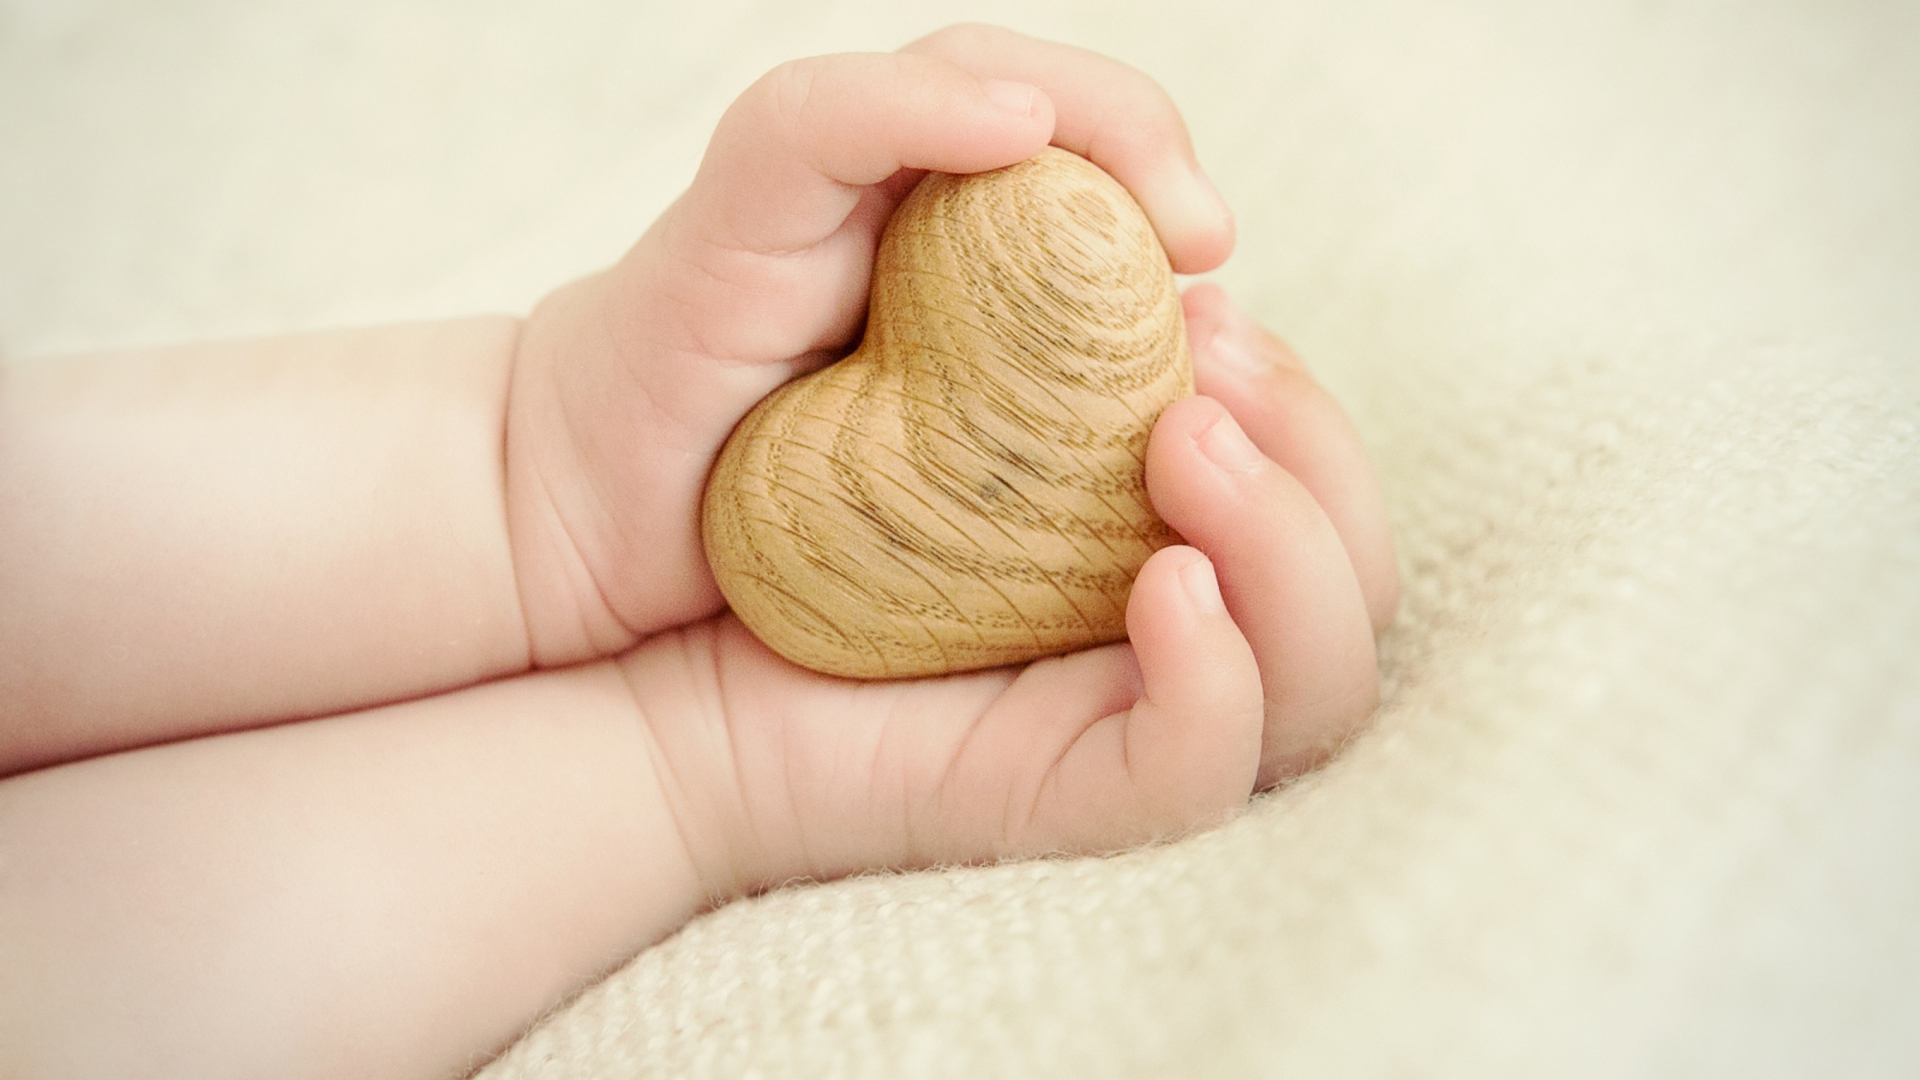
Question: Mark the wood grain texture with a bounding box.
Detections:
[702,147,1191,679]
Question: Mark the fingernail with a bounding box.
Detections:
[1166,165,1231,241]
[1190,166,1231,227]
[1194,409,1265,473]
[1152,165,1233,267]
[982,79,1038,118]
[1179,555,1227,615]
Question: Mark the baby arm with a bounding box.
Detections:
[0,320,536,773]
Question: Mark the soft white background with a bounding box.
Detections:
[4,1,1916,1076]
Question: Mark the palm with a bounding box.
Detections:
[506,50,1075,663]
[506,176,925,659]
[643,613,1255,894]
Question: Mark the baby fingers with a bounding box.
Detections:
[1113,546,1265,827]
[904,24,1234,273]
[686,52,1056,256]
[961,545,1262,858]
[1183,284,1401,633]
[1149,396,1381,788]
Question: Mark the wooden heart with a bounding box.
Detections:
[702,147,1191,679]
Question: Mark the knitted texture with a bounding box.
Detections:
[4,1,1914,1077]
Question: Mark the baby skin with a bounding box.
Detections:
[0,25,1397,1080]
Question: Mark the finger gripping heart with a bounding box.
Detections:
[702,147,1191,678]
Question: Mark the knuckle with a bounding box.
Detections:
[1289,379,1359,445]
[909,22,1003,58]
[1229,359,1335,429]
[1095,77,1191,159]
[1266,363,1329,408]
[762,58,824,134]
[1256,325,1308,369]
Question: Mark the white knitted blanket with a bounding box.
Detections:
[4,1,1914,1076]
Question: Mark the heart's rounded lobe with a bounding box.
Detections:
[703,147,1191,679]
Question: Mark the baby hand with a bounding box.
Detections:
[502,26,1236,666]
[629,290,1396,894]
